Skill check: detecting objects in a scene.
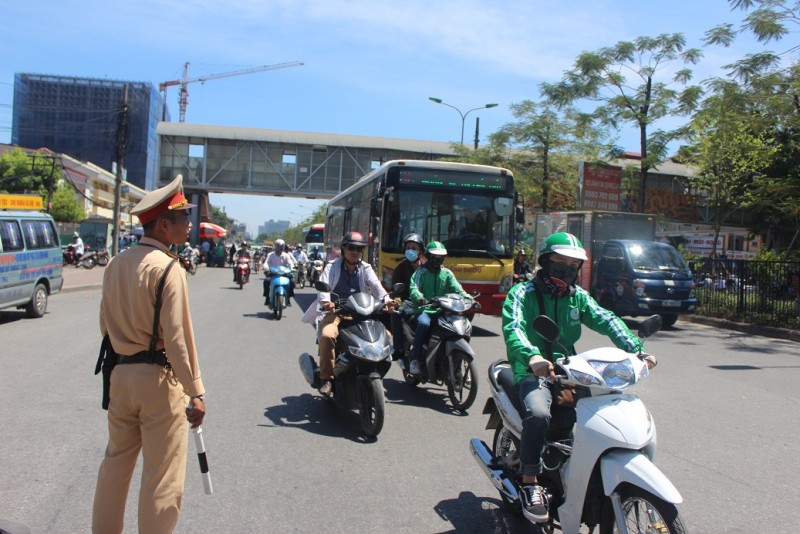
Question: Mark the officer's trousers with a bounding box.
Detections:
[92,364,188,534]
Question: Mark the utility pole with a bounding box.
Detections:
[112,84,128,257]
[474,117,480,150]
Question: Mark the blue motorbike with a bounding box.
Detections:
[268,265,293,320]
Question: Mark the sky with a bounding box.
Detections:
[0,0,783,235]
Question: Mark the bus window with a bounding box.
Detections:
[383,189,512,257]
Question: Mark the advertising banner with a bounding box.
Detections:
[578,162,622,211]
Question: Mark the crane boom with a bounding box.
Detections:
[159,60,304,122]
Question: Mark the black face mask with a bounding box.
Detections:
[426,255,444,272]
[544,261,580,286]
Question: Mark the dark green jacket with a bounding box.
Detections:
[501,278,644,384]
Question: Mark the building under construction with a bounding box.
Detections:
[11,73,166,191]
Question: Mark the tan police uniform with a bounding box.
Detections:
[92,176,204,534]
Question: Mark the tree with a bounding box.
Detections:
[489,100,613,212]
[704,0,799,82]
[683,91,777,257]
[209,205,232,229]
[50,183,86,222]
[0,148,60,203]
[542,33,704,212]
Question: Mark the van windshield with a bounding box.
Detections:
[627,244,689,273]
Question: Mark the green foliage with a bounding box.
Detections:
[541,33,704,212]
[0,148,59,197]
[50,183,85,222]
[209,205,232,229]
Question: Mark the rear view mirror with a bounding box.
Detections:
[638,315,662,338]
[533,315,560,343]
[315,281,332,292]
[392,282,406,295]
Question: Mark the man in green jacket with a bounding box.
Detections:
[407,241,475,375]
[501,232,653,524]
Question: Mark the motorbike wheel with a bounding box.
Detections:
[81,257,96,269]
[402,367,421,387]
[599,485,686,534]
[238,280,244,289]
[274,298,283,320]
[356,375,385,437]
[98,255,109,266]
[492,424,522,513]
[446,351,478,411]
[25,283,48,318]
[659,313,679,328]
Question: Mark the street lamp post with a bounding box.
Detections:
[428,97,498,146]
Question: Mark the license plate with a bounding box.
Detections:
[662,300,681,307]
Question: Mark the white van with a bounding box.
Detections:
[0,209,64,317]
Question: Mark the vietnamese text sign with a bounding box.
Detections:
[579,162,621,210]
[0,195,44,210]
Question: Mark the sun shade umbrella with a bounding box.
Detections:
[199,222,227,238]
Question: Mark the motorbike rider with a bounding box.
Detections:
[390,232,426,361]
[304,231,394,397]
[308,245,323,262]
[263,239,296,306]
[70,232,85,265]
[233,241,251,282]
[407,241,475,375]
[501,232,656,524]
[293,243,309,282]
[513,249,534,284]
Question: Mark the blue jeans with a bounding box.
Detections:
[517,374,553,477]
[409,312,432,363]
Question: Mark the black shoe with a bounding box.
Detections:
[520,485,548,523]
[391,350,404,361]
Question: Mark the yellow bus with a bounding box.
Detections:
[324,160,516,316]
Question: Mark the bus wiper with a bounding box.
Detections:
[467,249,504,266]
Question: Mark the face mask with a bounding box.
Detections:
[404,249,420,262]
[426,255,444,272]
[546,261,580,286]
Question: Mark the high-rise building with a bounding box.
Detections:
[11,73,166,191]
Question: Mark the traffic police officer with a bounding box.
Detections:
[92,175,206,534]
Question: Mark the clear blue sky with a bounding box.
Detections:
[0,0,777,234]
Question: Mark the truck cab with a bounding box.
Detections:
[591,239,697,327]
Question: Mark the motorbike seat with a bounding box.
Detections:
[497,365,524,415]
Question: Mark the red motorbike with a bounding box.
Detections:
[235,258,251,289]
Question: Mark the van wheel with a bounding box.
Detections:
[660,313,678,328]
[26,283,48,318]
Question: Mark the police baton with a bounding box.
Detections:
[191,426,213,495]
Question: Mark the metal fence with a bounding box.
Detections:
[689,259,800,330]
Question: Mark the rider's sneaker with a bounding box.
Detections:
[520,485,548,523]
[318,380,333,397]
[409,360,422,375]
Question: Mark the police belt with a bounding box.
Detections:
[116,349,170,367]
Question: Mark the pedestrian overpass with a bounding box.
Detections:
[157,122,456,204]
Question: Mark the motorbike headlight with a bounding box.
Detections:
[569,369,602,387]
[353,341,390,362]
[588,359,636,389]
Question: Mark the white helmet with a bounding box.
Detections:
[275,239,286,253]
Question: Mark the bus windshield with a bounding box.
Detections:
[383,189,514,258]
[305,224,324,244]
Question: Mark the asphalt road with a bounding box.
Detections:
[1,265,799,533]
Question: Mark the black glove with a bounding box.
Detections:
[417,297,428,306]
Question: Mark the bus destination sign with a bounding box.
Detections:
[397,169,507,191]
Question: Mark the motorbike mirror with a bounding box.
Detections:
[393,282,406,295]
[471,289,481,298]
[533,315,560,343]
[315,281,332,292]
[638,315,663,338]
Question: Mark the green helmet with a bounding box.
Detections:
[425,241,448,256]
[538,232,588,264]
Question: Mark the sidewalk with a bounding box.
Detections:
[60,264,105,293]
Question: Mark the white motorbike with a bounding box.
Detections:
[470,314,686,533]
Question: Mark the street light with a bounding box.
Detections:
[428,97,498,146]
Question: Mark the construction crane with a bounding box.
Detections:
[159,60,304,122]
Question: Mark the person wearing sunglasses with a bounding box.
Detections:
[301,231,395,397]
